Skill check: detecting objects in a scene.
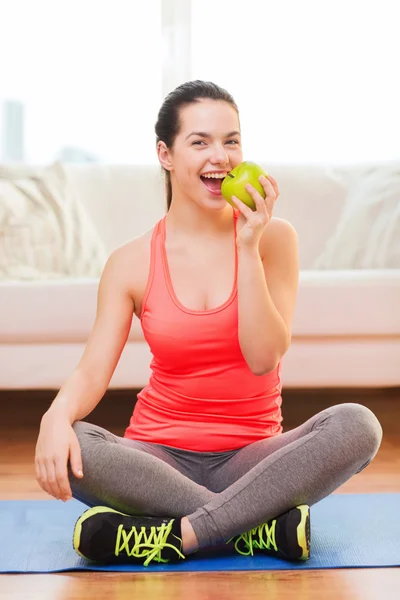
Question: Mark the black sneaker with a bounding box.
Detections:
[73,506,186,567]
[227,504,310,561]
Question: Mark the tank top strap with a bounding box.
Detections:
[139,216,168,319]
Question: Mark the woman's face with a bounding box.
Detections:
[159,99,243,210]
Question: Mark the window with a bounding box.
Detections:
[0,0,163,164]
[1,0,399,165]
[190,0,400,163]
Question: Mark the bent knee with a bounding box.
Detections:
[71,420,90,440]
[71,420,117,447]
[72,420,85,432]
[335,402,383,458]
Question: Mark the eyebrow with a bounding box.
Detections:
[185,130,241,140]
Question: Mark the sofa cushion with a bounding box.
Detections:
[312,163,400,269]
[294,269,400,336]
[0,279,144,343]
[64,164,166,255]
[0,162,107,280]
[1,271,399,344]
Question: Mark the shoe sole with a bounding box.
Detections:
[73,506,131,560]
[296,504,311,560]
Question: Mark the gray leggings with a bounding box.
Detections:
[68,402,383,549]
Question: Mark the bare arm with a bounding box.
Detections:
[43,246,135,425]
[237,219,299,375]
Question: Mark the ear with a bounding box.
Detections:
[157,141,174,172]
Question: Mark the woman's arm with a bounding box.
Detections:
[237,218,299,375]
[43,245,136,425]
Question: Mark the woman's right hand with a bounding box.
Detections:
[35,412,84,502]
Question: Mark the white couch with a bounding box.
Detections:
[1,162,399,390]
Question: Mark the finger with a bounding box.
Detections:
[45,459,63,499]
[258,175,276,199]
[245,183,268,215]
[231,195,255,219]
[259,176,279,217]
[69,435,84,479]
[35,456,42,484]
[55,457,73,501]
[263,174,280,198]
[36,459,49,494]
[38,462,55,498]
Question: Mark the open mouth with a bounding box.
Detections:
[200,175,224,195]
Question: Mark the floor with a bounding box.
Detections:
[1,386,399,599]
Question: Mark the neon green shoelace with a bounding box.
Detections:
[228,520,278,556]
[114,521,186,567]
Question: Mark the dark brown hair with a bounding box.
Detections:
[154,80,239,211]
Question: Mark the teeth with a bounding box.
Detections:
[202,173,227,179]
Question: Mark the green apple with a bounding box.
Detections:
[221,161,268,211]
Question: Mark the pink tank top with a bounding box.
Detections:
[124,208,283,451]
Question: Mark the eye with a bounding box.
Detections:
[192,140,239,146]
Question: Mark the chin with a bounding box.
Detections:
[203,197,229,211]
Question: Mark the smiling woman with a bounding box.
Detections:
[154,80,243,212]
[35,79,383,570]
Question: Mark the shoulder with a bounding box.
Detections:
[259,217,298,261]
[99,224,156,298]
[106,226,154,269]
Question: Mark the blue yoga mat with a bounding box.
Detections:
[0,493,399,573]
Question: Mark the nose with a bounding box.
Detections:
[210,143,230,166]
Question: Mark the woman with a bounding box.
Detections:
[35,80,383,568]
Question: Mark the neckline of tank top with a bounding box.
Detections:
[160,208,240,316]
